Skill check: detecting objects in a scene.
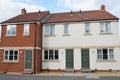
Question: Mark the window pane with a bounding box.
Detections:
[14,51,18,60]
[85,23,90,33]
[49,50,53,60]
[11,25,16,35]
[5,51,8,60]
[64,24,68,34]
[100,23,105,32]
[55,50,58,59]
[50,25,55,35]
[45,25,49,35]
[24,24,29,35]
[103,49,108,59]
[9,50,13,60]
[109,49,114,59]
[44,50,48,59]
[106,22,111,32]
[97,49,102,59]
[6,25,11,35]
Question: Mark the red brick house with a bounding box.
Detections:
[0,8,49,74]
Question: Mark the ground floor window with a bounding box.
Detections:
[4,50,18,61]
[44,50,59,60]
[97,48,114,60]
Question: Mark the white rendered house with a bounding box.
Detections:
[42,5,120,72]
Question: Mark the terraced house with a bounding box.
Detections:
[0,5,120,74]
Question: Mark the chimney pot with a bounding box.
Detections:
[70,10,73,16]
[101,4,105,10]
[79,10,82,15]
[21,8,26,14]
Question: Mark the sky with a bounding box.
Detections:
[0,0,120,35]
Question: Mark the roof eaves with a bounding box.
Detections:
[1,20,40,25]
[44,18,119,24]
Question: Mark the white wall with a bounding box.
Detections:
[43,21,120,48]
[42,49,66,70]
[42,20,120,70]
[42,49,82,70]
[90,48,120,70]
[42,48,120,70]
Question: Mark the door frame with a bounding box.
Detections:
[66,49,74,69]
[24,49,33,70]
[81,48,90,69]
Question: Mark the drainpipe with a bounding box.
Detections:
[33,22,37,74]
[40,23,43,72]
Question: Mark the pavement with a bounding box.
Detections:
[0,72,120,80]
[37,71,120,77]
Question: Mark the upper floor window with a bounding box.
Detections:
[85,23,90,33]
[23,24,29,35]
[6,25,16,36]
[100,22,111,33]
[4,49,18,62]
[64,24,69,34]
[97,48,114,60]
[45,25,55,35]
[44,50,59,60]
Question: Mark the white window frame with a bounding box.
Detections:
[6,25,16,36]
[4,49,19,62]
[23,24,29,35]
[85,22,90,33]
[64,24,69,34]
[97,48,114,60]
[45,25,55,35]
[100,22,111,33]
[44,50,59,60]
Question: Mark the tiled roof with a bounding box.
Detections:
[1,11,49,23]
[46,10,118,23]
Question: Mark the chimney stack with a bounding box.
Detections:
[101,4,105,10]
[21,8,26,14]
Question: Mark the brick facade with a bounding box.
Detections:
[0,23,42,73]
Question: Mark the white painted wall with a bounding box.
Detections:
[42,20,120,70]
[43,21,120,48]
[42,48,120,70]
[90,48,120,70]
[42,49,65,70]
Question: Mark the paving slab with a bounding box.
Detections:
[85,73,99,79]
[37,72,84,76]
[94,72,120,76]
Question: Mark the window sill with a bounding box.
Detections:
[22,35,30,36]
[5,35,16,37]
[99,32,113,35]
[63,34,70,37]
[96,60,116,62]
[44,35,56,37]
[2,61,19,63]
[42,60,60,62]
[84,33,92,36]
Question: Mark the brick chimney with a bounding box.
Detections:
[101,4,105,10]
[21,8,26,14]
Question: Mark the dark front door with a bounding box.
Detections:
[81,49,90,69]
[66,49,74,69]
[25,50,32,69]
